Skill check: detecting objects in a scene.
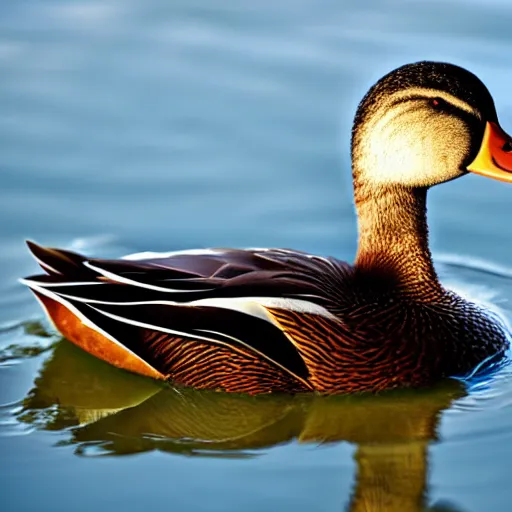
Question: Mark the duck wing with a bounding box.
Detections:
[22,242,352,393]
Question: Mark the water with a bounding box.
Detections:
[2,0,512,510]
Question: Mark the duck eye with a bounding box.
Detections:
[430,98,444,109]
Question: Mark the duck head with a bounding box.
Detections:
[351,61,512,192]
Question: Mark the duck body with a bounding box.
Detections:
[22,61,512,394]
[22,239,509,395]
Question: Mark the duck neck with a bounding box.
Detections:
[354,185,442,297]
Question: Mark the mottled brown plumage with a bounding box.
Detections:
[21,61,512,394]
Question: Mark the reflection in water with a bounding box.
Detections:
[18,340,466,511]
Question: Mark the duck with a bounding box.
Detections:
[21,61,512,395]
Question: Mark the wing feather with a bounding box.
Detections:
[23,241,352,392]
[82,301,312,383]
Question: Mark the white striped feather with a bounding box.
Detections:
[21,277,314,388]
[82,261,215,293]
[85,304,311,387]
[21,277,336,325]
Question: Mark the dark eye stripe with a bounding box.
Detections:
[390,94,478,122]
[391,94,452,110]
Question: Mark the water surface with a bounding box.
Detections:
[2,1,512,511]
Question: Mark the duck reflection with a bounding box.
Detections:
[19,340,466,512]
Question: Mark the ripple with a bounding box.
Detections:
[0,321,56,364]
[438,252,512,281]
[0,402,34,437]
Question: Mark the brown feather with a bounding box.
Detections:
[32,291,164,380]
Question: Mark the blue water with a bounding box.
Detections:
[2,1,512,511]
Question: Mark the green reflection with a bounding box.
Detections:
[19,340,466,512]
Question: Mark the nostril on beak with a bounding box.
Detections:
[502,141,512,153]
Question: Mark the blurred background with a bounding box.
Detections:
[1,1,512,511]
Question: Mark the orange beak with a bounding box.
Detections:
[467,121,512,182]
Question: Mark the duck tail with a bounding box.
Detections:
[25,240,95,279]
